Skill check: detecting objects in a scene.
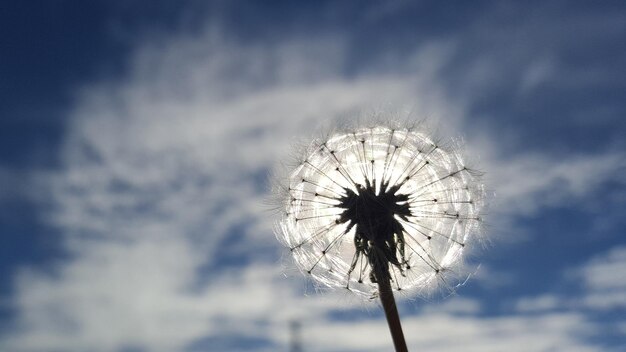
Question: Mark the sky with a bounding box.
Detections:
[0,1,625,351]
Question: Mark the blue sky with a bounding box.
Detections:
[1,1,625,351]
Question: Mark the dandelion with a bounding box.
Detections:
[275,121,485,351]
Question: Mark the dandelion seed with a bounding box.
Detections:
[275,122,486,351]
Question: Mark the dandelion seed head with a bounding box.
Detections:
[276,123,485,297]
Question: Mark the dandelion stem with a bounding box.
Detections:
[378,277,408,352]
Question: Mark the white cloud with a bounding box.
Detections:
[6,256,603,352]
[486,151,626,216]
[576,246,626,310]
[7,237,209,351]
[471,264,515,289]
[518,57,555,94]
[514,294,561,313]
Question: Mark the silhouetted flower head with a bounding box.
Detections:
[276,123,485,296]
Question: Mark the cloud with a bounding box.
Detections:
[514,294,561,313]
[513,245,626,315]
[575,246,626,310]
[486,151,626,216]
[3,3,625,352]
[6,257,605,352]
[7,237,209,351]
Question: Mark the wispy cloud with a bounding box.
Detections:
[576,246,626,310]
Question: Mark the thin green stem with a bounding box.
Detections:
[378,276,408,352]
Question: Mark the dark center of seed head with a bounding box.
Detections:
[337,181,412,281]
